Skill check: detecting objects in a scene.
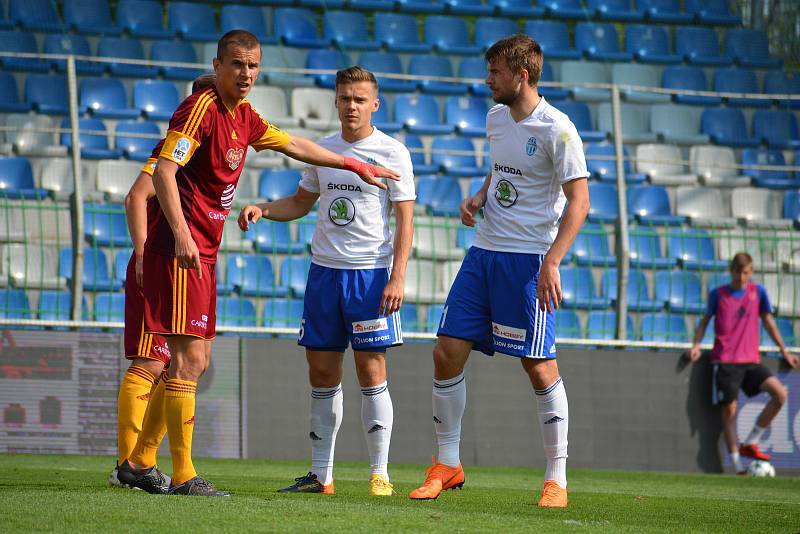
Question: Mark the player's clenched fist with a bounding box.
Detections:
[238,205,264,231]
[460,190,486,227]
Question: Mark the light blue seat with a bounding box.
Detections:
[667,230,727,270]
[724,28,781,69]
[586,310,635,340]
[741,149,796,190]
[152,41,203,81]
[323,11,379,51]
[425,15,481,55]
[524,20,580,60]
[635,0,692,24]
[245,220,305,255]
[409,55,468,95]
[597,103,657,144]
[115,121,160,162]
[560,266,608,309]
[588,0,641,21]
[488,0,544,17]
[753,110,800,150]
[655,271,704,313]
[221,4,274,44]
[445,96,488,137]
[117,0,173,39]
[458,57,490,97]
[44,34,104,76]
[397,0,446,14]
[373,96,402,134]
[627,228,675,269]
[359,52,415,93]
[226,254,289,298]
[555,309,582,339]
[10,0,62,32]
[25,75,69,115]
[261,46,313,88]
[114,249,131,283]
[98,37,160,78]
[374,13,432,54]
[585,143,647,184]
[168,1,217,42]
[541,0,586,19]
[400,303,422,333]
[262,298,304,329]
[306,49,351,89]
[94,293,125,324]
[561,61,610,102]
[274,8,327,48]
[602,269,662,312]
[217,297,258,328]
[575,23,633,62]
[281,255,313,298]
[84,203,129,247]
[64,0,121,35]
[395,94,452,135]
[0,73,30,113]
[0,29,48,72]
[133,80,179,121]
[713,68,771,108]
[701,108,759,148]
[587,182,619,223]
[425,304,446,332]
[624,24,681,64]
[639,313,687,344]
[349,0,395,11]
[571,223,616,267]
[79,78,139,120]
[0,157,47,199]
[539,62,569,100]
[612,63,671,104]
[60,118,122,160]
[662,66,721,106]
[627,185,685,226]
[415,174,441,211]
[299,0,345,9]
[295,214,318,249]
[427,176,463,216]
[59,247,121,291]
[0,288,32,320]
[686,0,741,26]
[760,318,797,354]
[405,135,438,174]
[675,26,732,67]
[784,191,800,223]
[447,0,493,16]
[764,71,800,110]
[475,17,517,50]
[259,169,301,200]
[38,290,89,322]
[551,100,607,142]
[457,226,477,250]
[650,104,709,145]
[431,137,482,177]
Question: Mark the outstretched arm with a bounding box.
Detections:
[238,187,319,230]
[124,171,156,286]
[761,311,799,368]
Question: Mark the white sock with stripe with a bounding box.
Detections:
[361,381,393,478]
[535,377,568,488]
[310,384,343,486]
[432,372,466,468]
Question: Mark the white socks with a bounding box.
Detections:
[310,384,343,485]
[744,424,767,445]
[432,373,466,467]
[361,382,393,477]
[535,377,569,488]
[730,451,743,473]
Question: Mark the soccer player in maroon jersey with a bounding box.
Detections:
[119,30,398,496]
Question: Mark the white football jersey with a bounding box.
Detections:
[299,128,415,269]
[474,97,588,255]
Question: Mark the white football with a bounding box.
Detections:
[746,460,776,478]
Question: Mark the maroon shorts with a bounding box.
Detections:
[124,254,171,364]
[142,250,217,340]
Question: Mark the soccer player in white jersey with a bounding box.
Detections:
[238,66,415,496]
[409,35,590,507]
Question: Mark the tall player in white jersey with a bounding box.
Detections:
[238,67,415,497]
[409,35,590,507]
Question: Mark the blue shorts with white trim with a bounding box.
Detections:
[299,263,402,353]
[436,246,557,359]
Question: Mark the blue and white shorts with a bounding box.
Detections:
[437,246,557,359]
[299,263,402,353]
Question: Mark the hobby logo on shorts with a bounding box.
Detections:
[226,147,243,170]
[495,179,518,208]
[220,184,235,209]
[492,322,526,341]
[173,137,191,163]
[352,318,388,333]
[329,197,355,226]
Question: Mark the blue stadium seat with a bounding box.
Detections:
[168,2,217,42]
[25,74,69,115]
[59,247,120,291]
[662,66,721,106]
[274,8,327,48]
[151,41,203,81]
[561,61,611,102]
[541,0,585,19]
[523,20,580,60]
[246,220,305,255]
[373,96,402,134]
[262,298,304,329]
[627,228,675,269]
[602,269,661,312]
[707,271,729,294]
[571,223,616,267]
[221,4,274,44]
[724,29,781,69]
[447,0,494,16]
[98,37,160,78]
[539,62,570,100]
[635,0,692,23]
[226,254,289,297]
[701,108,758,148]
[763,71,800,110]
[560,266,608,309]
[94,293,124,323]
[133,80,179,122]
[597,102,657,144]
[625,25,681,64]
[0,72,30,113]
[421,304,443,333]
[60,118,122,160]
[359,52,415,93]
[555,309,581,339]
[425,176,463,216]
[650,104,709,145]
[675,27,732,67]
[348,0,395,11]
[64,0,121,35]
[445,96,488,137]
[425,16,481,55]
[627,185,685,226]
[409,55,468,95]
[457,226,477,250]
[588,0,642,21]
[0,157,47,199]
[784,191,800,224]
[610,63,670,105]
[475,17,517,50]
[374,13,432,54]
[281,255,312,297]
[713,68,770,108]
[0,288,32,320]
[306,49,351,89]
[117,0,173,39]
[399,303,422,333]
[639,313,687,343]
[587,183,619,223]
[395,94,452,135]
[431,137,481,177]
[741,149,796,190]
[10,0,62,32]
[668,230,727,270]
[760,318,797,355]
[551,101,607,142]
[79,79,139,120]
[115,121,160,162]
[114,250,131,283]
[575,23,633,62]
[259,169,301,200]
[586,310,635,340]
[84,203,129,247]
[405,135,437,174]
[686,0,741,26]
[217,297,257,328]
[299,0,345,9]
[397,0,446,14]
[458,57,490,97]
[0,30,48,72]
[44,34,104,76]
[38,290,89,322]
[323,11,379,51]
[655,271,704,313]
[585,143,647,184]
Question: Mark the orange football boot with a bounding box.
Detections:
[739,443,770,461]
[409,457,465,500]
[537,480,568,508]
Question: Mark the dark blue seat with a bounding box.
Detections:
[405,135,437,174]
[686,0,741,26]
[375,13,432,54]
[98,37,160,78]
[84,203,129,247]
[588,0,642,21]
[424,304,446,332]
[675,27,732,67]
[587,182,619,223]
[221,4,274,44]
[298,0,345,9]
[662,66,721,106]
[701,108,759,148]
[741,149,795,189]
[262,298,304,329]
[459,57,490,97]
[713,68,770,108]
[0,73,30,113]
[117,0,173,39]
[400,303,422,333]
[555,309,581,339]
[397,0,446,14]
[133,80,179,122]
[724,29,781,69]
[348,0,395,11]
[575,23,633,62]
[625,25,681,64]
[94,293,124,323]
[551,100,607,142]
[457,226,477,250]
[425,16,481,55]
[0,288,32,320]
[538,62,569,100]
[226,254,289,298]
[274,8,327,48]
[306,49,351,89]
[395,94,452,135]
[38,290,89,322]
[44,34,104,76]
[627,185,685,226]
[114,249,131,283]
[586,310,635,340]
[668,230,727,270]
[571,223,616,267]
[409,55,468,95]
[427,176,463,216]
[217,297,257,328]
[523,20,580,60]
[585,143,647,184]
[560,266,608,309]
[245,220,305,255]
[151,41,203,81]
[415,174,439,211]
[475,17,517,50]
[60,118,122,160]
[64,0,121,35]
[445,96,488,137]
[323,11,379,51]
[281,255,312,297]
[447,0,494,16]
[79,78,139,120]
[639,313,687,344]
[372,96,401,133]
[0,157,47,199]
[487,0,545,16]
[259,169,301,200]
[10,0,62,32]
[541,0,586,19]
[627,228,675,269]
[635,0,692,23]
[784,190,800,223]
[59,247,121,291]
[115,121,160,162]
[602,269,662,312]
[764,71,800,110]
[0,30,48,72]
[754,110,800,149]
[655,271,704,313]
[168,2,217,42]
[431,137,481,177]
[25,74,69,115]
[359,52,415,93]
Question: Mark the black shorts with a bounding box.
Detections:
[712,363,773,405]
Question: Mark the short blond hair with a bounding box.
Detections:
[336,66,378,91]
[484,34,543,87]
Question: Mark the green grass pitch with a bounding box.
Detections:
[1,454,798,533]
